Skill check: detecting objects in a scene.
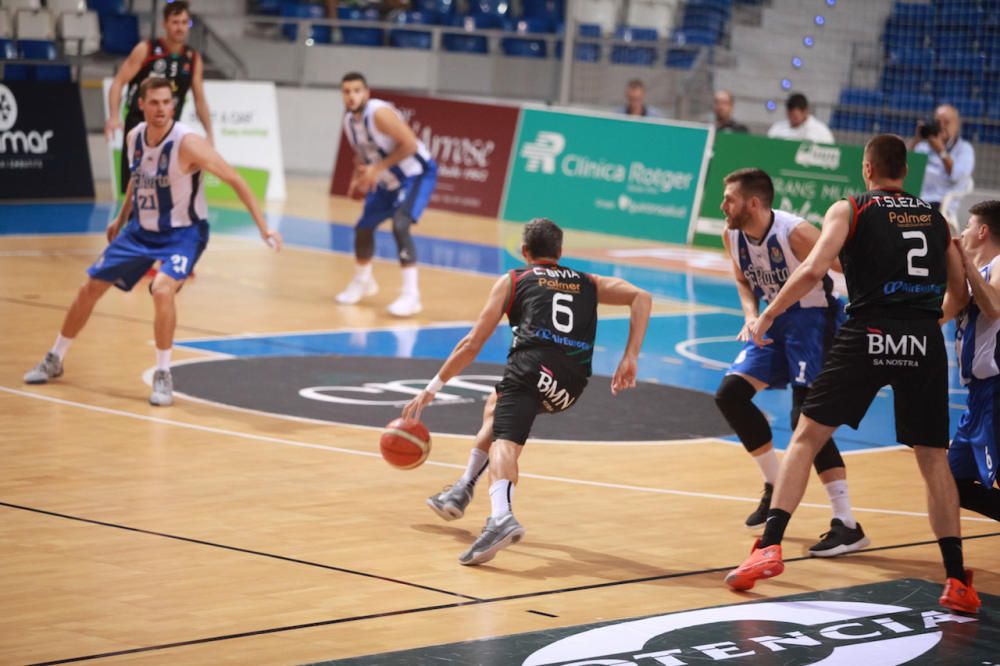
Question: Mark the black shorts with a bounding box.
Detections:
[492,350,588,445]
[802,317,949,448]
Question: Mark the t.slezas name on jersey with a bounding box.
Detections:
[867,326,927,367]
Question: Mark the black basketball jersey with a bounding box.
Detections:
[841,188,950,319]
[505,262,599,376]
[124,38,198,125]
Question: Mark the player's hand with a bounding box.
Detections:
[737,317,758,342]
[611,353,638,396]
[402,389,435,421]
[104,117,122,142]
[749,311,775,348]
[262,228,283,251]
[106,217,124,243]
[354,164,382,193]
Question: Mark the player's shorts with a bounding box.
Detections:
[493,349,588,446]
[950,376,1000,488]
[357,161,438,230]
[802,317,949,448]
[87,218,209,292]
[728,300,845,389]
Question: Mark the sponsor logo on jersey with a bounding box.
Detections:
[536,365,577,412]
[770,244,785,264]
[153,59,167,74]
[888,211,933,227]
[867,327,928,366]
[159,152,169,171]
[883,280,944,296]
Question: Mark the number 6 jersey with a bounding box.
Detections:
[127,121,208,232]
[842,188,950,319]
[504,262,599,377]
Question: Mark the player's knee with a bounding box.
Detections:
[391,212,417,265]
[715,374,771,451]
[715,374,755,411]
[813,438,845,474]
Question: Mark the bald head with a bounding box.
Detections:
[934,104,960,144]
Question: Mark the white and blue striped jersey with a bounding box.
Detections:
[727,209,837,309]
[127,121,208,232]
[956,257,1000,384]
[343,98,433,190]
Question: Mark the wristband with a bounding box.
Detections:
[426,374,444,393]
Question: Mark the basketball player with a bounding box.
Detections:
[716,168,866,557]
[337,72,437,317]
[402,218,652,565]
[104,0,212,195]
[941,200,1000,521]
[725,135,980,614]
[24,78,283,406]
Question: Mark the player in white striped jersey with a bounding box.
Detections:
[716,168,867,556]
[23,78,282,406]
[943,200,1000,520]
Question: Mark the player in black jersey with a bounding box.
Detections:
[402,218,652,566]
[104,1,213,194]
[724,135,981,613]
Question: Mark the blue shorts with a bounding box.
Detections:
[357,161,438,229]
[951,376,999,488]
[87,219,209,292]
[728,301,845,389]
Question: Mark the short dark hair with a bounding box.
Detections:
[786,93,809,111]
[723,168,774,208]
[522,218,563,259]
[626,78,645,89]
[138,77,173,100]
[341,72,368,87]
[864,134,908,180]
[969,200,1000,243]
[163,0,189,20]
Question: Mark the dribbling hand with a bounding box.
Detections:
[402,390,435,421]
[106,217,125,243]
[611,354,638,396]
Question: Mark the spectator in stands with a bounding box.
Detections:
[767,93,834,144]
[619,79,664,118]
[909,104,976,223]
[714,90,748,133]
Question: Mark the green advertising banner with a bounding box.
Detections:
[502,108,712,245]
[693,133,928,248]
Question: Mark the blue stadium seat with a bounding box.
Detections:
[412,0,455,22]
[936,4,982,27]
[673,28,718,46]
[389,11,435,50]
[888,91,935,113]
[877,112,919,136]
[610,26,657,66]
[442,14,503,54]
[468,0,510,18]
[839,88,883,109]
[522,0,562,28]
[936,51,985,77]
[33,63,72,81]
[943,97,984,120]
[933,78,974,102]
[573,22,600,62]
[1,63,32,80]
[881,68,929,95]
[886,47,933,69]
[87,0,124,16]
[891,2,934,23]
[0,38,19,60]
[831,108,876,133]
[501,18,551,58]
[280,2,327,42]
[666,47,699,69]
[338,7,384,47]
[100,13,139,54]
[18,39,57,60]
[254,0,282,15]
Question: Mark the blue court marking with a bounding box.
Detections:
[5,202,969,451]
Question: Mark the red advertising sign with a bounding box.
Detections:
[330,90,519,218]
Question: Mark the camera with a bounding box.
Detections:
[919,120,941,139]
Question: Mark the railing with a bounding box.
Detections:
[190,14,249,80]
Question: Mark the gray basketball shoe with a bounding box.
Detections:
[24,352,63,384]
[459,514,526,566]
[427,484,473,521]
[149,369,174,406]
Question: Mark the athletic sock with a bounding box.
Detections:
[401,266,419,296]
[759,508,791,548]
[357,263,373,280]
[938,537,967,583]
[489,479,514,519]
[824,479,857,528]
[51,334,73,361]
[753,448,780,485]
[459,449,489,492]
[155,348,172,372]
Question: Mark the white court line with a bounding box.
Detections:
[1,386,991,523]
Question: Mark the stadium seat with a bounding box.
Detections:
[412,0,455,23]
[673,27,717,45]
[877,112,918,136]
[18,37,54,58]
[891,2,933,24]
[574,21,601,61]
[468,0,510,18]
[665,46,698,69]
[610,26,657,66]
[501,17,550,58]
[575,0,618,36]
[14,8,53,39]
[0,9,10,37]
[98,11,137,54]
[831,108,876,133]
[522,0,562,28]
[48,0,86,13]
[944,97,985,120]
[839,88,883,111]
[57,9,100,55]
[887,92,934,113]
[3,0,40,10]
[626,0,675,35]
[0,36,16,57]
[389,10,434,50]
[281,2,330,43]
[32,62,71,79]
[86,0,124,16]
[1,61,31,78]
[337,6,383,47]
[442,13,507,53]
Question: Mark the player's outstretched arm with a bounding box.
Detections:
[751,200,849,346]
[594,275,652,395]
[180,134,282,250]
[104,41,149,141]
[402,275,509,421]
[789,219,844,273]
[190,55,214,146]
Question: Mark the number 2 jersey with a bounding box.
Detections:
[127,121,208,231]
[504,262,599,378]
[842,188,950,319]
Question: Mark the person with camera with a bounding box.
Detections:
[910,104,976,225]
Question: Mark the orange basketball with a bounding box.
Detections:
[380,418,431,469]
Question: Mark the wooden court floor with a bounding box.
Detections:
[1,182,998,665]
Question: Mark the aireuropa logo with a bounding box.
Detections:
[522,600,976,666]
[520,131,565,173]
[0,83,17,131]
